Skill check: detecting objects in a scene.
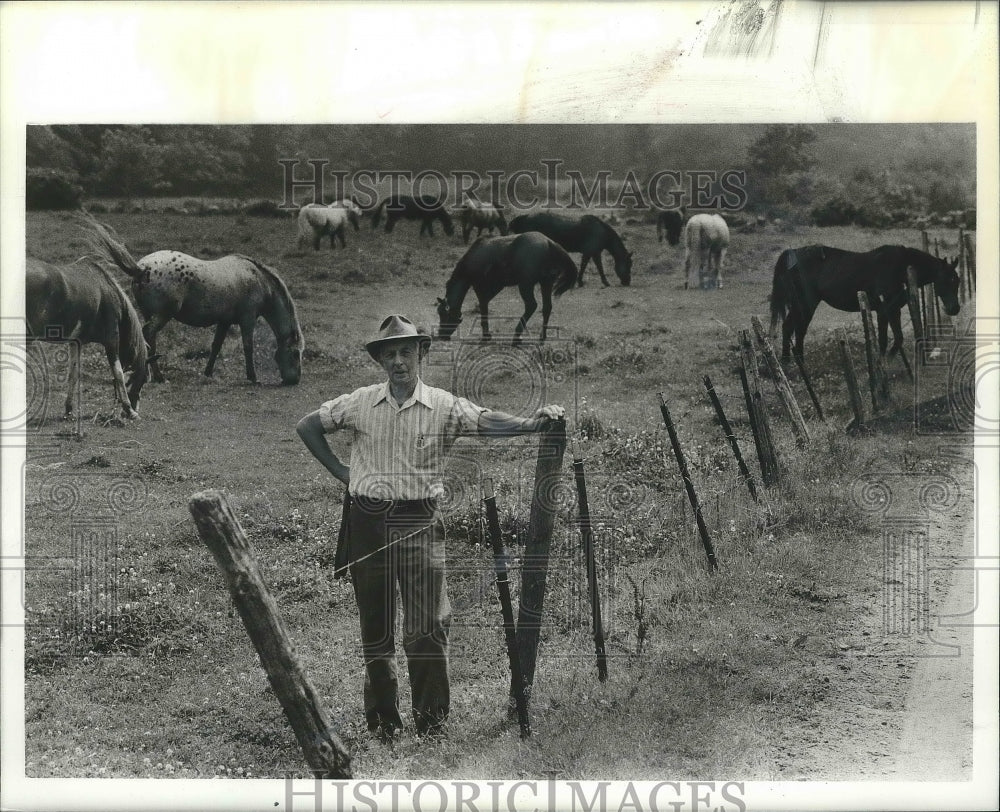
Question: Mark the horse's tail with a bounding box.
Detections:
[551,242,578,297]
[769,250,792,336]
[371,199,386,230]
[84,215,144,279]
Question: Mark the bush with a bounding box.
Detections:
[26,168,84,210]
[242,199,285,218]
[811,196,859,227]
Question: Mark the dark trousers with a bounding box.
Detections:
[347,498,451,734]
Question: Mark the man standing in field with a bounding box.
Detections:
[296,314,564,740]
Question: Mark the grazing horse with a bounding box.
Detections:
[328,198,362,231]
[436,232,578,343]
[25,256,150,419]
[297,203,353,250]
[458,199,508,243]
[769,244,961,363]
[509,212,632,287]
[371,194,454,237]
[684,213,730,290]
[91,224,304,385]
[656,209,684,246]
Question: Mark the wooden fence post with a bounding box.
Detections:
[921,230,929,254]
[738,330,780,486]
[957,227,966,303]
[750,315,810,445]
[703,375,759,503]
[836,329,866,433]
[657,393,718,571]
[963,232,976,294]
[857,292,890,412]
[791,354,826,420]
[515,418,567,698]
[188,491,352,778]
[571,451,608,680]
[905,266,925,369]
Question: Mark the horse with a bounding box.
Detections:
[370,194,454,237]
[91,223,304,385]
[297,203,353,250]
[328,198,362,231]
[25,256,150,420]
[683,213,730,290]
[436,232,578,343]
[458,199,508,243]
[509,212,632,287]
[656,209,684,246]
[769,244,961,363]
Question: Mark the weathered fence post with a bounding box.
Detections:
[188,490,352,778]
[515,418,567,698]
[921,230,929,254]
[905,266,924,365]
[750,315,810,445]
[957,227,966,303]
[482,479,531,738]
[836,328,866,433]
[703,375,759,503]
[657,393,718,571]
[857,292,890,412]
[791,354,826,420]
[963,232,976,294]
[738,330,780,486]
[571,449,608,681]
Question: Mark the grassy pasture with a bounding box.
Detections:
[21,208,973,780]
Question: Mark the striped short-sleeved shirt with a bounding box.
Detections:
[318,379,487,501]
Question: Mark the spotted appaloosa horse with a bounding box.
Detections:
[26,256,150,419]
[769,244,961,363]
[92,223,304,385]
[683,213,730,290]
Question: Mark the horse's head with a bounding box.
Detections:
[276,330,303,385]
[935,256,962,316]
[440,210,455,237]
[126,352,160,410]
[615,251,633,287]
[436,296,462,340]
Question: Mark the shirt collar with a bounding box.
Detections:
[374,378,434,411]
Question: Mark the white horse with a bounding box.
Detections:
[327,199,362,231]
[297,203,354,250]
[683,213,730,290]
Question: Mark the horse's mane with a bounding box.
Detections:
[85,256,148,370]
[237,256,305,350]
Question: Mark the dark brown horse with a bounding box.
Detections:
[371,194,454,237]
[509,212,632,287]
[26,256,150,419]
[769,244,961,362]
[92,224,304,385]
[436,232,577,342]
[656,209,684,245]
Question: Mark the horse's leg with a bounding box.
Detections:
[105,344,138,419]
[239,317,258,383]
[205,322,231,377]
[716,247,727,289]
[577,256,588,287]
[514,284,537,344]
[683,250,693,290]
[142,315,170,383]
[539,285,553,342]
[64,340,80,418]
[592,253,611,287]
[476,293,492,341]
[337,225,346,249]
[886,309,905,358]
[781,314,794,362]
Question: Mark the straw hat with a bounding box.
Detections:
[365,314,431,362]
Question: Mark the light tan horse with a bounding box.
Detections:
[683,213,730,290]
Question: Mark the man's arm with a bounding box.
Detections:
[296,410,350,486]
[478,405,565,438]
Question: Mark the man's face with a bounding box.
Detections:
[379,340,420,387]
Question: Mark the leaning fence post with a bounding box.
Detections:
[836,329,866,434]
[857,292,890,412]
[571,448,608,681]
[957,227,966,303]
[963,232,976,294]
[703,375,759,503]
[188,490,352,778]
[738,330,780,486]
[482,479,531,738]
[921,230,929,254]
[657,393,718,571]
[905,266,924,352]
[750,315,810,445]
[791,354,826,420]
[515,418,567,700]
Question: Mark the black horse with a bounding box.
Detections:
[509,212,632,287]
[769,244,961,362]
[371,194,454,237]
[656,209,684,245]
[436,232,578,343]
